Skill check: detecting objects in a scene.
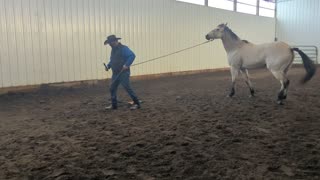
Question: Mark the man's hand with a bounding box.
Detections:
[122,65,129,71]
[104,63,110,71]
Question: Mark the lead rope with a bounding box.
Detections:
[131,40,212,67]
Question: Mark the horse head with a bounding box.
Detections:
[205,23,228,41]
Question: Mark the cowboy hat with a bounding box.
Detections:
[104,35,121,45]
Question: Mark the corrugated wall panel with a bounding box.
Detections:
[4,0,16,86]
[0,0,275,88]
[30,0,41,85]
[38,0,49,84]
[277,0,320,63]
[0,0,10,87]
[65,0,76,82]
[14,0,27,86]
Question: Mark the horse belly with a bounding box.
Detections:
[242,55,266,69]
[243,62,266,69]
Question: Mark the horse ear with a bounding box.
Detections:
[225,23,228,26]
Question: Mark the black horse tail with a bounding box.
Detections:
[292,48,316,84]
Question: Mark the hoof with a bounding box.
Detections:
[250,89,255,97]
[228,92,235,98]
[277,100,284,105]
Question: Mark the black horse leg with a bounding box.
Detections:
[283,79,290,99]
[245,81,255,97]
[229,80,236,97]
[229,85,235,97]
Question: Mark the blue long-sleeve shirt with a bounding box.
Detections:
[107,44,136,74]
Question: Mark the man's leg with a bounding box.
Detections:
[108,74,121,109]
[120,72,140,108]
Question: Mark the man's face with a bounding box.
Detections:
[109,40,119,47]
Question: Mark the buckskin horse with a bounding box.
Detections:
[205,23,316,105]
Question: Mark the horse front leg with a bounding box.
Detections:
[241,69,255,97]
[229,66,239,97]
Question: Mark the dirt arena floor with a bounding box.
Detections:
[0,67,320,180]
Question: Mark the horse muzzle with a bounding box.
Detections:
[205,35,214,41]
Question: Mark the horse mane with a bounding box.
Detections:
[218,24,240,41]
[225,27,240,41]
[242,40,249,43]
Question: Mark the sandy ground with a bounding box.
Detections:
[0,67,319,180]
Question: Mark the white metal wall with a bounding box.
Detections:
[0,0,275,88]
[276,0,320,62]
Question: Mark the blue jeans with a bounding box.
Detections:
[110,71,139,107]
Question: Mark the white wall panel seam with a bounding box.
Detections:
[0,0,2,87]
[27,0,36,85]
[43,0,50,83]
[86,0,91,80]
[20,0,28,85]
[85,0,89,80]
[35,0,42,84]
[57,0,63,82]
[51,0,57,83]
[1,0,13,87]
[70,0,76,81]
[95,0,100,80]
[11,0,20,86]
[15,0,25,85]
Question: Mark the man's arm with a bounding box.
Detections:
[106,57,112,69]
[122,46,136,67]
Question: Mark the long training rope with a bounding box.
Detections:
[131,40,212,67]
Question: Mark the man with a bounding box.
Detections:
[104,35,141,110]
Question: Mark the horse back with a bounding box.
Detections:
[235,41,292,69]
[261,42,292,60]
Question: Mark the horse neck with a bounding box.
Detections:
[221,32,242,53]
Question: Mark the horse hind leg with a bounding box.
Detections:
[283,58,293,99]
[283,79,290,99]
[241,69,255,97]
[271,71,289,105]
